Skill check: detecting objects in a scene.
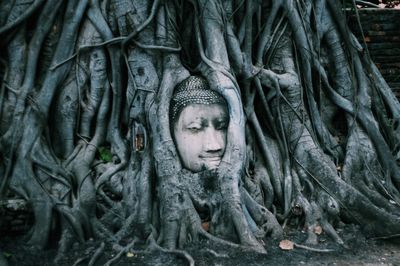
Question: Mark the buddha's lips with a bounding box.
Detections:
[199,156,222,161]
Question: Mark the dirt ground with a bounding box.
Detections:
[1,224,399,266]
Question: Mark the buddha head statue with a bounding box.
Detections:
[170,76,229,172]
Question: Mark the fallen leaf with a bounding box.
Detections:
[314,225,323,235]
[279,239,294,250]
[126,252,135,258]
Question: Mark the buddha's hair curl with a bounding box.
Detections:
[170,76,226,123]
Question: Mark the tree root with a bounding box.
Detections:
[88,241,105,266]
[104,239,137,266]
[72,256,89,266]
[148,237,195,266]
[204,248,229,258]
[1,0,400,260]
[370,234,400,240]
[293,243,336,253]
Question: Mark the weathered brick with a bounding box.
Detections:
[349,9,400,96]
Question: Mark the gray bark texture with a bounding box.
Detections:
[0,0,400,264]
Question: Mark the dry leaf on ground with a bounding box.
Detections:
[314,225,323,235]
[279,240,294,250]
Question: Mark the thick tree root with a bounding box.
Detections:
[1,0,400,260]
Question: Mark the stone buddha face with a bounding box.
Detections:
[171,76,229,172]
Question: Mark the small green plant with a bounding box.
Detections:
[3,252,12,258]
[98,147,112,162]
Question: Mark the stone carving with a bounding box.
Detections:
[170,76,228,172]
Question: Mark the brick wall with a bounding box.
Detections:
[348,9,400,97]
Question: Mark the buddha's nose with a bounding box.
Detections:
[204,128,224,153]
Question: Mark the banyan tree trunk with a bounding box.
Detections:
[0,0,399,264]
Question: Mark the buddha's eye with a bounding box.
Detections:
[187,125,202,133]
